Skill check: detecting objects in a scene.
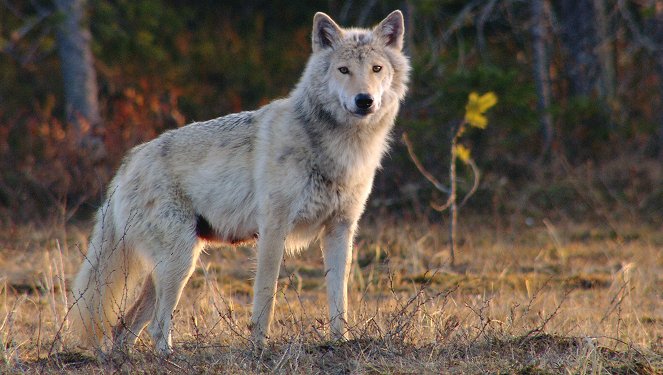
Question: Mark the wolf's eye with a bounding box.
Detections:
[338,67,349,74]
[372,65,382,73]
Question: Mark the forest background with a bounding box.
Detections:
[1,0,662,225]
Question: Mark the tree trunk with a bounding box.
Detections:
[531,0,554,157]
[54,0,102,137]
[558,0,599,97]
[593,0,616,101]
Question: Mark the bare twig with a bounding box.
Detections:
[600,280,632,324]
[424,0,483,70]
[458,157,480,208]
[441,0,482,43]
[1,5,54,65]
[520,287,572,343]
[401,133,450,194]
[465,298,493,347]
[617,0,659,52]
[431,197,454,212]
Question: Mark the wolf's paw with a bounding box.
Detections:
[250,334,267,352]
[155,341,174,356]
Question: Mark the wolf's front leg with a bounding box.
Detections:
[250,224,287,347]
[321,219,355,340]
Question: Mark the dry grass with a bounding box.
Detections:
[0,217,661,374]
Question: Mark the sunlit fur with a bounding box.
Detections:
[71,10,410,355]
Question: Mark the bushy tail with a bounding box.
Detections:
[70,202,141,349]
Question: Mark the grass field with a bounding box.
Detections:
[1,216,661,373]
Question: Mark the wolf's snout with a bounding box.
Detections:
[355,94,374,110]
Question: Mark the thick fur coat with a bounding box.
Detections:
[71,10,410,354]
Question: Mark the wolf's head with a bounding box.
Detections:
[296,10,410,127]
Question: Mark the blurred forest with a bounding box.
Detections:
[1,0,663,225]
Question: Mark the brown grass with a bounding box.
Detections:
[0,217,661,374]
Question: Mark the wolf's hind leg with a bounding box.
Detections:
[147,240,201,355]
[113,275,156,349]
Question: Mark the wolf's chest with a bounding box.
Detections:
[293,168,349,223]
[282,172,351,252]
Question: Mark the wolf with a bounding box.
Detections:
[71,10,410,354]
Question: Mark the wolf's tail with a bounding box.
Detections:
[70,200,142,348]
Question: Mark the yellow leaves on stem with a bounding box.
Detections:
[456,91,498,164]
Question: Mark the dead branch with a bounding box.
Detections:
[402,132,450,194]
[459,157,480,208]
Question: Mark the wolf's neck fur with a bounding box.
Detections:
[291,87,397,182]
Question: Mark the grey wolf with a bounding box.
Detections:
[71,10,410,355]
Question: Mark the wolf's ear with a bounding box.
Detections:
[312,12,343,52]
[375,10,405,50]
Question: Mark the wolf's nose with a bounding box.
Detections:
[355,94,374,110]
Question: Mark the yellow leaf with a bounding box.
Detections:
[477,92,498,112]
[464,112,488,129]
[455,144,471,163]
[465,91,497,129]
